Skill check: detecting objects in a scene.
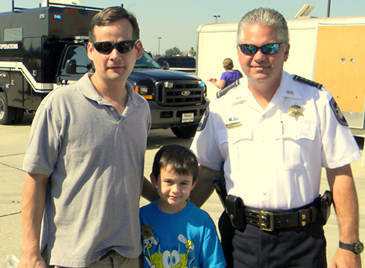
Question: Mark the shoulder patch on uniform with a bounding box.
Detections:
[216,79,240,98]
[293,75,322,89]
[197,106,209,131]
[330,98,348,127]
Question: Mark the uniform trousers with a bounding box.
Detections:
[219,211,327,268]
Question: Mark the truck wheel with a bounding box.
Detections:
[0,92,15,125]
[13,108,25,124]
[171,125,198,139]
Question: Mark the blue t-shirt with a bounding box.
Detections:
[140,201,226,268]
[220,69,243,87]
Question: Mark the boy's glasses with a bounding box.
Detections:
[93,40,139,54]
[238,43,283,56]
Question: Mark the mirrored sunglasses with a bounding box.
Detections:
[93,40,139,54]
[238,43,283,56]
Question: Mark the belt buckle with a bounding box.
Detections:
[259,211,274,231]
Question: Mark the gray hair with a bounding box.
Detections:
[237,8,289,44]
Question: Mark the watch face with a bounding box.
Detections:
[354,242,364,254]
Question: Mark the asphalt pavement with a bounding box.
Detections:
[1,113,365,266]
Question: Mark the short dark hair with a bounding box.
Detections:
[152,145,198,183]
[89,6,140,43]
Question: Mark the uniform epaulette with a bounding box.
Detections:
[293,75,322,89]
[216,79,240,98]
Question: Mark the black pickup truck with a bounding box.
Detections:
[0,2,208,138]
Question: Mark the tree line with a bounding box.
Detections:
[163,47,196,57]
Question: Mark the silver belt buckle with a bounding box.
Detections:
[259,211,274,231]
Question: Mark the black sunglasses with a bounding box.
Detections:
[93,40,139,54]
[238,43,284,56]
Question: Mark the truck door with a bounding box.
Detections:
[57,44,90,84]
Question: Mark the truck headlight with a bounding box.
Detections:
[139,86,149,95]
[164,82,173,88]
[134,86,153,100]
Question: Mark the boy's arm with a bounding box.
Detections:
[189,165,219,207]
[142,177,159,202]
[18,173,48,268]
[200,210,227,268]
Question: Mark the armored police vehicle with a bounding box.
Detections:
[0,0,208,138]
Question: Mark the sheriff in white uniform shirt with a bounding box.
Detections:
[190,7,362,268]
[191,71,361,210]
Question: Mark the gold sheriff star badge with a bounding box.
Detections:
[141,224,154,238]
[288,103,304,120]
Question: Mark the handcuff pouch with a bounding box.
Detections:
[225,195,246,231]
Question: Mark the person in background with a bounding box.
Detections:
[190,7,362,268]
[19,6,158,268]
[140,144,226,268]
[211,58,243,89]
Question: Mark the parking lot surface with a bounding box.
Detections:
[1,113,364,264]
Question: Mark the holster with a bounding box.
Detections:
[212,162,227,209]
[317,190,332,225]
[213,176,227,209]
[225,195,246,231]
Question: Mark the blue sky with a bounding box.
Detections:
[1,0,364,54]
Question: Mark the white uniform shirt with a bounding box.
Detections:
[191,71,361,210]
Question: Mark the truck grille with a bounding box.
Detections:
[155,81,204,106]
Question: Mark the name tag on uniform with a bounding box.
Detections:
[226,122,242,129]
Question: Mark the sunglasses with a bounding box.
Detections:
[238,43,284,56]
[93,40,139,54]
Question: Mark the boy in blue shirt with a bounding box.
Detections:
[140,144,226,268]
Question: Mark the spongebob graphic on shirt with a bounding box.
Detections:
[139,201,226,268]
[141,224,196,268]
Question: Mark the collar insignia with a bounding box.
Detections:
[286,90,294,95]
[288,103,304,120]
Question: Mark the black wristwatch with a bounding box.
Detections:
[339,241,364,255]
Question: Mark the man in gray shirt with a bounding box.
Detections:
[19,6,157,268]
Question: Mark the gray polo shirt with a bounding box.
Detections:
[23,73,151,267]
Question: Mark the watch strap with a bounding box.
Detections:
[339,241,364,254]
[339,241,354,251]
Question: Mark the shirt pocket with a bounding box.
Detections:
[218,126,252,171]
[277,119,316,170]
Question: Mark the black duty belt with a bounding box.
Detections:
[245,206,320,232]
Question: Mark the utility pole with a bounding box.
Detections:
[157,37,162,55]
[213,15,220,23]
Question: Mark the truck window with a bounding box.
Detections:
[181,58,195,68]
[61,45,89,74]
[134,51,160,69]
[4,28,22,41]
[166,58,179,67]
